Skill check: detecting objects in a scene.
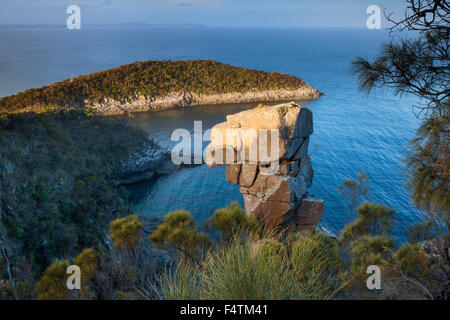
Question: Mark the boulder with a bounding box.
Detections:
[226,164,241,185]
[239,163,258,187]
[294,197,324,226]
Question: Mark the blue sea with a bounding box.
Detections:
[0,27,423,239]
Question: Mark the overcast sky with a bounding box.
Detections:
[1,0,408,28]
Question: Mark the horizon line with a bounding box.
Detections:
[0,23,381,30]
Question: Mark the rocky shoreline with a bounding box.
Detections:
[115,142,177,185]
[90,87,323,115]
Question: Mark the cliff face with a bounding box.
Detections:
[205,102,324,233]
[90,87,323,115]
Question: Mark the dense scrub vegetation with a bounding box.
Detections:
[0,60,308,115]
[152,201,447,300]
[1,166,448,299]
[7,191,445,300]
[0,110,152,296]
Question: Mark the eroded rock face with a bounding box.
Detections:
[206,102,324,233]
[90,87,323,115]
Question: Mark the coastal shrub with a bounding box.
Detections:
[336,201,439,299]
[405,115,449,255]
[150,210,212,262]
[74,248,99,286]
[35,260,70,300]
[407,114,449,214]
[407,220,438,243]
[393,243,429,278]
[93,216,162,300]
[205,202,257,243]
[338,202,396,283]
[339,202,395,241]
[35,248,99,300]
[109,215,143,250]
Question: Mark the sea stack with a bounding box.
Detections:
[205,102,324,233]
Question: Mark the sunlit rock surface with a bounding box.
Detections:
[205,102,324,233]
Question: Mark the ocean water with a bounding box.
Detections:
[0,27,423,239]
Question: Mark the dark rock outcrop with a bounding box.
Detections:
[115,142,177,185]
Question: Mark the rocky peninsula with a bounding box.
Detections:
[0,60,323,116]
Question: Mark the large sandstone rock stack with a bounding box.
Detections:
[205,102,324,233]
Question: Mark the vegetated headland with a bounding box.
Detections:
[0,59,323,116]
